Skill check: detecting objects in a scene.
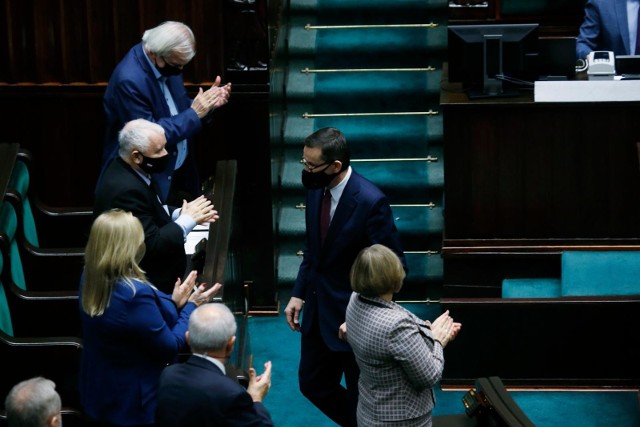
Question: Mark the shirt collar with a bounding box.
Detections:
[193,353,226,374]
[132,167,151,185]
[143,49,163,81]
[328,166,352,200]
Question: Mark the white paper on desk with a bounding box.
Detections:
[184,229,209,255]
[192,223,210,232]
[534,79,640,102]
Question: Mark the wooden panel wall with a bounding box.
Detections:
[0,0,225,84]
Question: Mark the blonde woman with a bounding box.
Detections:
[79,209,221,427]
[345,244,461,427]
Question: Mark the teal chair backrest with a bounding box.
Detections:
[0,201,27,291]
[561,251,640,296]
[502,278,561,298]
[8,158,39,247]
[0,242,14,336]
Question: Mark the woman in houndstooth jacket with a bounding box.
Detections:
[344,244,461,427]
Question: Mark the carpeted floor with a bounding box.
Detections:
[247,300,640,427]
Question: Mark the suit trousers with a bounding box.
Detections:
[299,313,359,427]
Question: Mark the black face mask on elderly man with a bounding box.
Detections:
[157,62,182,77]
[301,164,341,190]
[139,153,170,174]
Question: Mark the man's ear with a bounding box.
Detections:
[49,413,62,427]
[331,160,342,173]
[226,335,237,356]
[185,331,190,345]
[131,150,143,165]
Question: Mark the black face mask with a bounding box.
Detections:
[301,164,340,190]
[139,153,170,174]
[157,63,182,77]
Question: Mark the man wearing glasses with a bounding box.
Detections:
[99,21,232,205]
[284,127,407,427]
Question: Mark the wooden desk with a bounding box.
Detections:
[440,296,640,388]
[441,86,640,295]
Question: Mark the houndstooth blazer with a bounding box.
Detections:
[345,292,444,426]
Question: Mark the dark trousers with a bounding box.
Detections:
[299,316,359,427]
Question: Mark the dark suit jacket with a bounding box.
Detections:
[100,42,202,201]
[292,169,406,352]
[156,355,274,427]
[79,277,196,426]
[93,157,187,293]
[576,0,631,59]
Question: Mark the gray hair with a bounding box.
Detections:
[350,244,406,297]
[5,377,61,427]
[188,303,237,353]
[142,21,196,61]
[118,119,165,158]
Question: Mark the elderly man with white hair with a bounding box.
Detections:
[99,20,232,204]
[93,118,218,294]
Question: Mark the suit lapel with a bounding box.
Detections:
[323,172,359,248]
[615,0,630,54]
[118,158,171,221]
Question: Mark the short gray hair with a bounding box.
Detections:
[142,21,196,61]
[5,376,61,427]
[350,244,406,297]
[118,119,165,158]
[188,303,237,353]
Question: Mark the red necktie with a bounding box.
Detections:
[320,189,331,245]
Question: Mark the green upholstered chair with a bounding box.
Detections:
[502,278,562,298]
[502,251,640,298]
[2,191,84,292]
[8,149,92,249]
[0,201,80,337]
[561,251,640,297]
[0,250,13,337]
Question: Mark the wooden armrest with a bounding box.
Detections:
[18,242,84,292]
[0,331,82,410]
[5,282,80,337]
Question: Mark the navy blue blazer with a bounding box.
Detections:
[79,277,196,426]
[292,169,406,352]
[101,42,202,201]
[156,355,274,427]
[576,0,632,59]
[93,157,187,294]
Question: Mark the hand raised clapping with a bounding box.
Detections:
[172,270,223,308]
[181,195,219,225]
[190,76,232,118]
[430,310,462,347]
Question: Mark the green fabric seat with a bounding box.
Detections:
[0,251,14,336]
[502,278,562,298]
[0,201,26,291]
[7,159,39,247]
[561,251,640,297]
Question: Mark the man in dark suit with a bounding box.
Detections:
[101,20,232,204]
[93,118,218,294]
[576,0,639,59]
[283,127,406,427]
[156,303,274,427]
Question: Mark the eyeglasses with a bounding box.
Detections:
[300,158,328,172]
